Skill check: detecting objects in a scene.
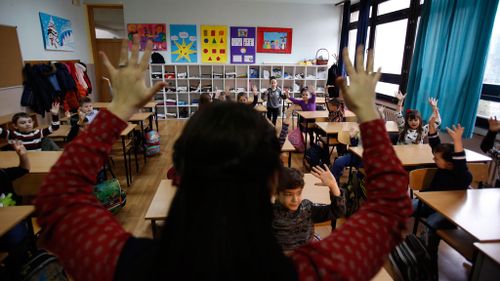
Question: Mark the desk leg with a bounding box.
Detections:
[151,220,157,239]
[154,105,159,132]
[122,137,130,187]
[140,121,147,164]
[288,151,292,167]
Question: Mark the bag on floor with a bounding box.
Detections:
[94,178,126,214]
[287,126,305,152]
[144,129,160,156]
[304,141,330,169]
[342,170,366,217]
[19,250,69,281]
[389,234,434,281]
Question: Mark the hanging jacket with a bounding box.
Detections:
[79,62,93,95]
[21,63,54,117]
[66,63,87,98]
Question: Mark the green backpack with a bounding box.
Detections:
[94,178,126,214]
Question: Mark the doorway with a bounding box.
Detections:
[87,4,124,102]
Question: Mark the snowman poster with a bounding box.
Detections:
[39,12,75,51]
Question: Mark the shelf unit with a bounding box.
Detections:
[149,64,329,119]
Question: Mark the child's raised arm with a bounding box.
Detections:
[481,117,499,152]
[447,124,465,153]
[396,91,406,113]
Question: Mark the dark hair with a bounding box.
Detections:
[277,167,304,193]
[269,76,277,82]
[199,93,212,110]
[236,92,247,101]
[327,97,341,107]
[154,103,295,280]
[299,87,309,95]
[433,143,454,163]
[398,109,423,143]
[12,112,31,124]
[79,96,92,107]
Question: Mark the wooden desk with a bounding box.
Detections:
[92,102,110,109]
[144,179,177,237]
[316,121,398,135]
[415,189,500,242]
[349,145,492,167]
[255,104,267,114]
[93,102,159,132]
[47,124,71,142]
[286,97,326,105]
[0,205,35,237]
[371,267,393,281]
[281,138,296,167]
[117,123,138,186]
[0,151,62,195]
[471,242,500,281]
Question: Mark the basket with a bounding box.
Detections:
[315,48,329,65]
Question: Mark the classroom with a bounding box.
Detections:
[0,0,499,280]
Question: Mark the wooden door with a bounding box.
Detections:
[95,39,122,102]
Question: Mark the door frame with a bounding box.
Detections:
[86,4,123,101]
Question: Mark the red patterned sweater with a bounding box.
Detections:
[35,109,411,281]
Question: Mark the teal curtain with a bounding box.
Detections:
[406,0,499,137]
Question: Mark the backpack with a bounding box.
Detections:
[304,141,330,170]
[342,169,366,217]
[389,234,434,281]
[94,178,126,214]
[144,129,161,156]
[19,250,69,281]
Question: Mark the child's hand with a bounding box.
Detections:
[395,91,406,103]
[102,34,166,121]
[311,164,336,187]
[446,124,464,141]
[376,105,385,119]
[64,111,71,118]
[309,85,316,93]
[336,46,381,123]
[12,140,27,157]
[488,116,500,132]
[283,88,290,97]
[428,97,438,108]
[252,85,258,95]
[50,102,60,115]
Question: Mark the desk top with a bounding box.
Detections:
[316,121,398,135]
[474,242,500,265]
[416,189,500,242]
[121,123,138,137]
[144,179,177,220]
[255,105,267,113]
[281,138,296,152]
[0,151,62,173]
[130,112,153,122]
[349,144,492,167]
[286,97,326,104]
[0,206,35,237]
[371,267,393,281]
[297,109,355,120]
[47,125,71,138]
[93,102,157,109]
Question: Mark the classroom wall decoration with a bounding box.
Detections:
[230,26,256,64]
[170,24,197,63]
[201,25,228,63]
[39,12,75,51]
[257,27,293,54]
[127,23,167,51]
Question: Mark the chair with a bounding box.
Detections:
[467,163,489,188]
[409,168,437,234]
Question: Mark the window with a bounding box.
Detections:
[373,19,408,74]
[377,0,411,16]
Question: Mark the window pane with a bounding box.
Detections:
[348,29,357,63]
[350,11,359,22]
[377,0,411,16]
[477,99,500,118]
[373,19,408,74]
[376,81,399,97]
[483,2,500,85]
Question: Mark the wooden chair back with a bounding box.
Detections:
[409,168,437,191]
[467,163,489,188]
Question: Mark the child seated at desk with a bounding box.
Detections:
[326,98,345,122]
[272,166,345,252]
[0,103,60,151]
[412,111,472,277]
[68,97,98,142]
[236,85,259,108]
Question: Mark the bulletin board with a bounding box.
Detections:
[0,25,23,88]
[201,25,227,63]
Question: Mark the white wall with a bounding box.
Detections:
[88,0,342,64]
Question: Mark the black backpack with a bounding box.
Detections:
[389,234,434,281]
[19,250,69,281]
[341,169,366,217]
[304,142,330,170]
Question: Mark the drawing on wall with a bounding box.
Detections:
[170,24,197,63]
[127,23,167,51]
[201,25,228,63]
[39,12,75,51]
[257,27,293,54]
[230,26,256,64]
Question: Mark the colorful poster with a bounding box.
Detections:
[230,26,256,64]
[257,27,293,54]
[201,25,228,63]
[127,23,167,51]
[39,12,75,51]
[170,24,197,63]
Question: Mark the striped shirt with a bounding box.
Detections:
[0,114,60,151]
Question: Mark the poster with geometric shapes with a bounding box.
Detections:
[201,25,228,63]
[127,23,167,51]
[230,26,256,64]
[170,24,197,63]
[39,12,75,51]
